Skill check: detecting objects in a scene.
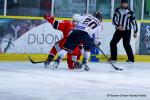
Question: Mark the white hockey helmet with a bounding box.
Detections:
[72,14,81,22]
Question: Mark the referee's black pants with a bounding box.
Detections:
[110,30,134,62]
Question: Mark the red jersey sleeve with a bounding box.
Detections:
[53,20,66,32]
[47,18,54,24]
[47,20,75,38]
[46,18,66,33]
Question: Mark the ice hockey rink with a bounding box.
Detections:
[0,62,150,100]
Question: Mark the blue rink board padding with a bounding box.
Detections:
[90,47,99,62]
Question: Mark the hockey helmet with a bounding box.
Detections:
[93,11,102,22]
[72,14,82,22]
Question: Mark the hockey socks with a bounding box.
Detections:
[44,54,54,68]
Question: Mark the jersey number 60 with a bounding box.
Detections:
[83,18,98,29]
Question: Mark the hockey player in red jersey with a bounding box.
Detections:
[44,14,81,69]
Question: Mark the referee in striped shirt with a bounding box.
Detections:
[110,0,138,62]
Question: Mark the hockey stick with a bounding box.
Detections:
[28,56,67,64]
[28,56,45,64]
[98,47,123,71]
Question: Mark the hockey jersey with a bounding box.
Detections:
[74,14,102,45]
[44,16,75,47]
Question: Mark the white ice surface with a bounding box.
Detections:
[0,62,150,100]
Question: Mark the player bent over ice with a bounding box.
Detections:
[55,12,103,71]
[44,14,82,69]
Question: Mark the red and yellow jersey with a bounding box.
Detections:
[45,16,75,48]
[46,17,75,39]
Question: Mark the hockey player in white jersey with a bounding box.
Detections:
[55,12,103,70]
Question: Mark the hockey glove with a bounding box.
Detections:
[44,14,54,20]
[93,41,101,48]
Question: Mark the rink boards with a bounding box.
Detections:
[0,16,150,62]
[0,54,150,62]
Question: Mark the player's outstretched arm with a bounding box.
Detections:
[44,14,55,24]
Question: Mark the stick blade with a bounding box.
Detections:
[115,67,123,71]
[28,56,36,64]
